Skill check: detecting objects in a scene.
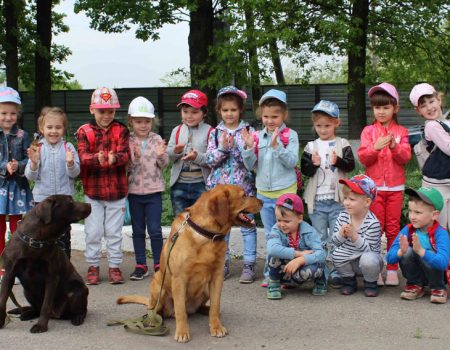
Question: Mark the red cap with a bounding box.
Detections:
[177,89,208,109]
[276,193,304,214]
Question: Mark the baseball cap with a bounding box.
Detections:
[90,87,120,109]
[128,96,155,118]
[368,82,399,105]
[177,89,208,109]
[409,83,436,107]
[0,87,21,105]
[311,100,340,118]
[339,174,377,200]
[276,193,304,214]
[217,86,247,101]
[405,187,443,211]
[259,89,287,105]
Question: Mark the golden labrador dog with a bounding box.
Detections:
[117,184,262,342]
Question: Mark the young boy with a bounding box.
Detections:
[331,174,383,297]
[167,90,212,216]
[266,193,327,299]
[386,187,449,304]
[76,87,130,285]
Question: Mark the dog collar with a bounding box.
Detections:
[186,216,225,242]
[17,231,64,249]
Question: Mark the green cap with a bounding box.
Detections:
[405,187,443,211]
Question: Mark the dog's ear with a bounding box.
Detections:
[34,198,54,224]
[210,190,229,227]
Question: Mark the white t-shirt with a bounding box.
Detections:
[315,139,338,200]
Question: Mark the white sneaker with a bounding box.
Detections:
[385,270,399,286]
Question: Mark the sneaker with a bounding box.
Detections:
[363,280,379,297]
[377,273,385,287]
[260,277,269,288]
[239,264,255,284]
[385,270,399,286]
[340,276,357,295]
[86,266,100,285]
[312,277,328,296]
[400,284,425,300]
[154,264,160,272]
[267,280,282,300]
[430,289,447,304]
[108,268,124,284]
[329,275,343,289]
[223,260,231,280]
[130,264,149,281]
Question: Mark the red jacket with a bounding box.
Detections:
[358,121,411,187]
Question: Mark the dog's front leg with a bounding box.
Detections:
[171,276,190,342]
[0,272,15,329]
[30,275,60,333]
[209,271,227,338]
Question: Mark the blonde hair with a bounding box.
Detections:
[256,98,289,120]
[127,115,160,132]
[37,106,68,132]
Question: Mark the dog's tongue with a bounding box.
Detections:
[239,213,256,226]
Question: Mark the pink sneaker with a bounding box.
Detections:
[385,270,399,286]
[377,273,385,286]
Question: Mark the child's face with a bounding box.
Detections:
[408,200,439,231]
[181,105,204,128]
[261,105,287,132]
[275,206,303,235]
[130,117,153,138]
[313,115,340,141]
[373,104,399,127]
[343,190,371,217]
[415,95,442,121]
[219,100,241,129]
[90,108,116,129]
[40,115,65,145]
[0,102,19,133]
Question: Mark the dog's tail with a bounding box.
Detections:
[116,295,149,306]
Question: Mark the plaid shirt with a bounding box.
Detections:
[76,119,130,201]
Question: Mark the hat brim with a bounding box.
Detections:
[217,90,247,101]
[339,178,366,196]
[368,86,398,104]
[311,108,339,118]
[405,188,436,208]
[130,112,155,118]
[258,95,286,106]
[0,97,21,105]
[177,100,205,109]
[90,103,120,109]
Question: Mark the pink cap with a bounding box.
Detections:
[90,87,120,109]
[368,82,399,105]
[409,83,436,107]
[276,193,304,214]
[177,90,208,109]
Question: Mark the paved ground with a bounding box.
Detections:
[1,236,450,349]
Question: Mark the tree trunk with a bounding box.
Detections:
[262,11,285,85]
[34,0,53,126]
[3,0,21,90]
[347,0,369,139]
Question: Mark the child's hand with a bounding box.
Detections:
[284,256,305,277]
[227,134,235,149]
[98,151,106,165]
[241,128,254,149]
[389,134,396,149]
[412,233,425,257]
[66,149,74,167]
[6,159,18,175]
[347,224,358,242]
[312,152,321,166]
[374,135,391,151]
[399,234,409,256]
[156,140,167,157]
[182,149,198,161]
[331,150,337,165]
[133,144,141,159]
[174,144,185,154]
[108,151,116,165]
[270,127,279,149]
[27,145,40,165]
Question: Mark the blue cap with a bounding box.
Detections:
[259,89,287,105]
[217,86,247,101]
[312,100,339,119]
[0,87,21,105]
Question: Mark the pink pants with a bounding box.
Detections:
[370,190,403,271]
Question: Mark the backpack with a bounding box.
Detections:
[252,128,303,194]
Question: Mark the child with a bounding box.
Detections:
[301,100,355,287]
[76,87,130,285]
[358,82,411,286]
[167,89,212,216]
[0,87,33,282]
[206,86,257,283]
[266,193,327,299]
[127,96,169,280]
[409,83,450,231]
[25,107,80,258]
[386,187,449,304]
[331,174,383,297]
[242,89,299,287]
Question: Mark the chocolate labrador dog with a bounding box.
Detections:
[0,195,91,333]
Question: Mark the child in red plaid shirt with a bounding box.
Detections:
[76,87,130,285]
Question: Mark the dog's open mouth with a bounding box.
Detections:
[238,212,256,226]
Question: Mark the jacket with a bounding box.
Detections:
[25,139,80,202]
[358,121,411,187]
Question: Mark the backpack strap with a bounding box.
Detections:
[175,124,183,145]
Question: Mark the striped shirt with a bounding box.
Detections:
[331,210,381,267]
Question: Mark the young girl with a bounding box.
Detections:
[358,82,411,287]
[0,87,33,280]
[409,83,450,231]
[242,89,299,287]
[167,89,212,216]
[206,86,257,283]
[25,107,80,258]
[127,96,169,280]
[266,193,326,299]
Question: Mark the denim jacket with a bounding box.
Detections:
[242,123,299,192]
[267,220,326,266]
[0,125,31,189]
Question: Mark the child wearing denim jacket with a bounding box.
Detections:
[206,86,257,283]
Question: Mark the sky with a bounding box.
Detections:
[54,1,190,89]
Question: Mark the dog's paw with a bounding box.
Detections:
[174,330,191,343]
[210,324,228,338]
[30,323,48,333]
[71,313,86,326]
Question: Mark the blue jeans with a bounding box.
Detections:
[309,199,343,245]
[268,256,324,284]
[170,181,206,217]
[128,193,163,267]
[257,193,278,278]
[225,214,257,264]
[399,247,446,289]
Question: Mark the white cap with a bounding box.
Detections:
[128,96,155,118]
